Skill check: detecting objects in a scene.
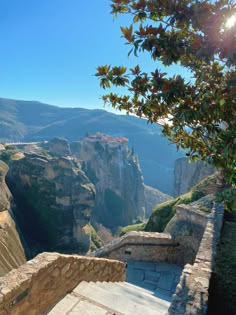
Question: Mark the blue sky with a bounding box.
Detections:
[0,0,190,111]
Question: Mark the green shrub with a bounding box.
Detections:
[145,175,216,232]
[90,225,103,249]
[120,222,146,236]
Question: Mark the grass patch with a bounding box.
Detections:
[120,175,216,235]
[120,222,146,236]
[145,175,217,232]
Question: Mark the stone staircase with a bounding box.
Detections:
[47,280,170,315]
[47,261,182,315]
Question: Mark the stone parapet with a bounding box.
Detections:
[0,252,125,315]
[168,202,224,315]
[175,203,209,227]
[165,201,210,265]
[91,231,181,263]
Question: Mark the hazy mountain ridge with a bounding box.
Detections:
[0,97,184,194]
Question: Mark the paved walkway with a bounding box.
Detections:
[126,260,183,302]
[47,261,183,314]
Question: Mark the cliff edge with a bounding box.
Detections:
[0,160,26,276]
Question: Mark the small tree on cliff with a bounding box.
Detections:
[96,0,236,203]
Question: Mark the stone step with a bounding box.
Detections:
[47,292,114,315]
[74,281,168,315]
[113,281,170,306]
[94,281,170,312]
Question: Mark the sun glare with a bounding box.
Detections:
[225,15,236,29]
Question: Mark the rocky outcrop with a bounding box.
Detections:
[0,143,5,151]
[0,161,26,276]
[6,152,96,255]
[174,157,215,196]
[70,141,82,157]
[79,133,145,230]
[144,185,172,217]
[48,137,71,156]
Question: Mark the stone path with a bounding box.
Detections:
[47,261,182,315]
[126,260,182,302]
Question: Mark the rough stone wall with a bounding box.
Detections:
[165,199,210,265]
[91,231,182,264]
[168,203,224,315]
[0,252,125,315]
[91,197,211,266]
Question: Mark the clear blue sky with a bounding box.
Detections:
[0,0,190,111]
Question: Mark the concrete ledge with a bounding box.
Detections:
[0,252,125,315]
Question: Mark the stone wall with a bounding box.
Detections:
[0,252,125,315]
[165,200,210,265]
[168,202,224,315]
[91,231,183,264]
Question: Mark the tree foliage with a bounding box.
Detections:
[96,0,236,189]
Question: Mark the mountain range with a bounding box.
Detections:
[0,97,184,194]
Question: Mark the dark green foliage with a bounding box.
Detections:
[90,225,103,249]
[120,222,146,236]
[96,0,236,189]
[145,199,178,232]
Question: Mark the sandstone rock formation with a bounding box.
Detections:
[70,141,82,157]
[0,161,26,276]
[174,157,215,196]
[48,137,71,156]
[144,185,172,217]
[6,152,95,255]
[79,133,145,230]
[0,143,5,151]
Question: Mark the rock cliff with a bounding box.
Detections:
[79,133,145,231]
[6,152,95,255]
[174,157,215,196]
[47,137,71,156]
[0,161,26,276]
[144,185,172,217]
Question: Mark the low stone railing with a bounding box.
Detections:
[168,202,224,315]
[91,231,181,263]
[165,201,210,265]
[0,252,125,315]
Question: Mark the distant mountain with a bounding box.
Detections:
[0,97,184,194]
